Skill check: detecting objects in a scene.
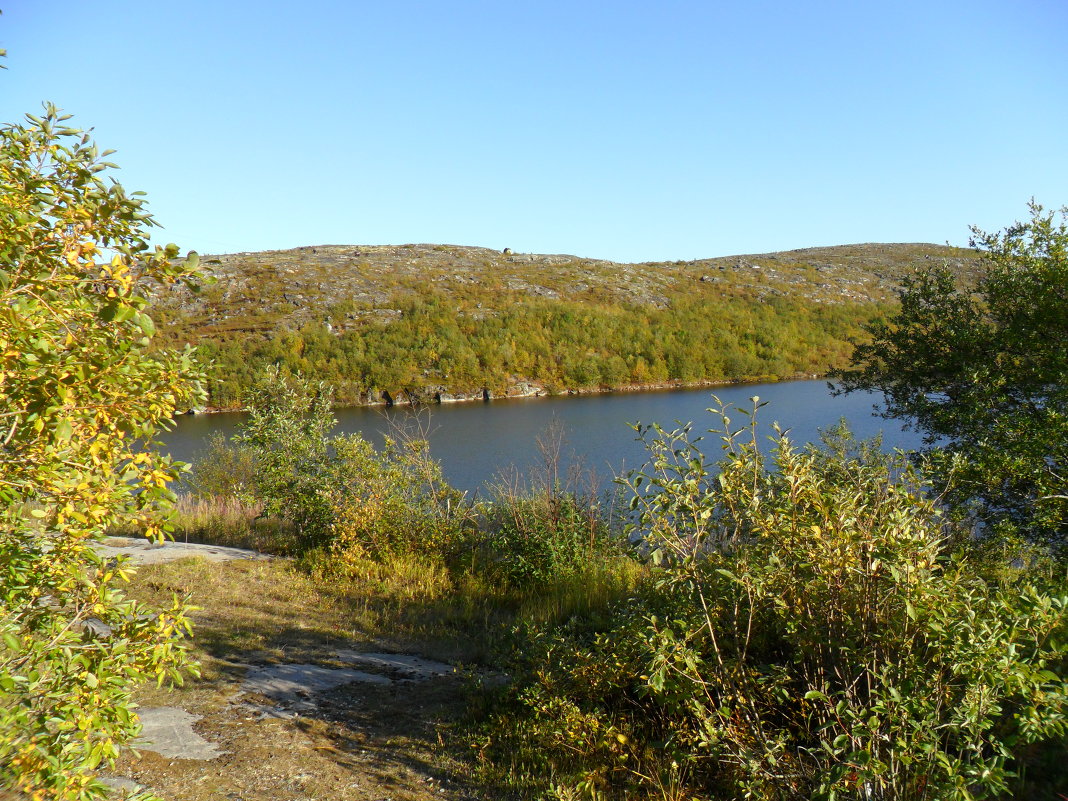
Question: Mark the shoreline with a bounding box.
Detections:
[186,373,826,415]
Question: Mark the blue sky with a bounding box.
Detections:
[2,1,1065,262]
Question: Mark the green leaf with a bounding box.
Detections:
[100,302,135,323]
[55,418,72,441]
[133,312,155,337]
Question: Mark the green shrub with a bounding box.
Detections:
[233,370,471,558]
[327,432,471,568]
[476,422,629,591]
[486,399,1068,800]
[481,488,622,589]
[234,368,338,547]
[834,202,1068,544]
[188,430,258,501]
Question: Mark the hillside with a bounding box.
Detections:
[149,242,980,409]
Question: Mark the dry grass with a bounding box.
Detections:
[113,555,489,800]
[166,495,299,555]
[518,557,647,629]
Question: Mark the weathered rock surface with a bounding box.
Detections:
[335,651,455,680]
[241,663,392,706]
[151,242,981,340]
[134,707,225,760]
[95,536,274,566]
[96,775,144,794]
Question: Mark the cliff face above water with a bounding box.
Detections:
[148,242,980,408]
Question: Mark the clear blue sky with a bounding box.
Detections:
[2,1,1065,262]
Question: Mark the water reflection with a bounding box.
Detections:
[157,380,917,495]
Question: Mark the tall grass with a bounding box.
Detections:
[167,494,298,555]
[165,477,643,664]
[518,557,646,629]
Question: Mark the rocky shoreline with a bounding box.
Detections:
[186,373,822,415]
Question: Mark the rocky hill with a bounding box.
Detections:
[148,242,980,408]
[152,242,978,341]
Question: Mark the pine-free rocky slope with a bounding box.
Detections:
[149,242,979,408]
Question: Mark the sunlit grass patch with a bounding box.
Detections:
[518,556,646,630]
[114,493,299,555]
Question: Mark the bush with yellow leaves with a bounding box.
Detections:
[327,433,471,570]
[1,105,203,799]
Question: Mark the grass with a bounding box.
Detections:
[106,484,646,798]
[116,557,481,801]
[106,494,299,555]
[166,494,299,555]
[517,557,646,630]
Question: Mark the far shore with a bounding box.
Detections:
[184,372,826,415]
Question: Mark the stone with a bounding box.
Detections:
[241,663,392,706]
[96,775,144,793]
[94,537,272,566]
[135,707,225,760]
[235,700,301,720]
[334,651,455,680]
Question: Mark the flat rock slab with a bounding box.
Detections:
[96,536,272,565]
[134,706,225,760]
[336,651,455,680]
[242,663,392,705]
[236,700,301,720]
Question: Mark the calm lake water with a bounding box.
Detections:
[158,380,921,496]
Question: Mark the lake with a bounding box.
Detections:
[157,380,922,496]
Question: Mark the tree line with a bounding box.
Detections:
[194,290,880,408]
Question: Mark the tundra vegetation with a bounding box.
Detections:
[147,242,979,409]
[2,97,1066,799]
[186,291,880,408]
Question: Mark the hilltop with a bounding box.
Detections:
[153,242,977,337]
[149,243,980,408]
